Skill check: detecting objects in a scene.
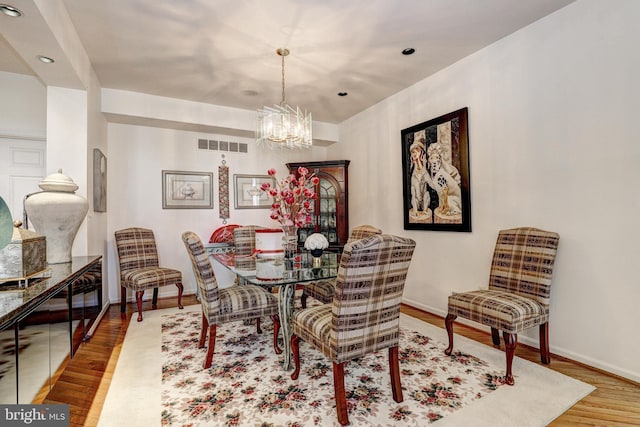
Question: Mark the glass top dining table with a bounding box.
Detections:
[210,251,338,370]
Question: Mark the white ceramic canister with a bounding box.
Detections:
[254,228,285,280]
[24,169,89,264]
[254,228,285,256]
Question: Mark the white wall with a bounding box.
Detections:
[86,68,110,307]
[0,72,46,138]
[106,123,330,303]
[332,0,640,382]
[46,87,89,257]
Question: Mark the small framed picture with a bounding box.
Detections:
[93,148,107,212]
[234,174,276,209]
[162,170,213,209]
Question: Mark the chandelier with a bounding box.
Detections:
[257,48,312,149]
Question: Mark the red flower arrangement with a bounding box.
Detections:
[260,167,319,228]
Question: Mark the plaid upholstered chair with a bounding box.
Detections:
[445,227,560,385]
[300,225,382,308]
[182,231,281,369]
[233,225,264,271]
[114,227,184,322]
[290,234,416,425]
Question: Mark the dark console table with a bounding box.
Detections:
[0,255,102,404]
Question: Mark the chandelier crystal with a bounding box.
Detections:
[257,48,312,149]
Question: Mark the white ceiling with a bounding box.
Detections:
[0,0,574,124]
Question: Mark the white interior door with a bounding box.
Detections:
[0,137,46,226]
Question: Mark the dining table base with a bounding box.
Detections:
[277,282,297,370]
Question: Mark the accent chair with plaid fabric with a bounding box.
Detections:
[290,233,416,425]
[300,224,382,308]
[182,231,281,369]
[114,227,184,322]
[445,227,560,385]
[233,225,264,270]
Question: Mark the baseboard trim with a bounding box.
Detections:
[401,296,640,385]
[86,300,111,338]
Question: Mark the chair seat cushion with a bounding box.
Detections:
[291,304,333,358]
[447,290,549,333]
[205,284,279,324]
[302,279,336,304]
[122,267,182,291]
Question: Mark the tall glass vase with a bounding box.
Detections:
[281,225,298,270]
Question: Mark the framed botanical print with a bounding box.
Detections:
[233,174,276,209]
[162,170,213,209]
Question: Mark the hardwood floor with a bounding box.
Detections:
[42,296,639,426]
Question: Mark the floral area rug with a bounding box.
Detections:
[160,309,507,426]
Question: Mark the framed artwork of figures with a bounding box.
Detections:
[401,107,471,232]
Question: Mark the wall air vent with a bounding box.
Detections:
[196,139,248,154]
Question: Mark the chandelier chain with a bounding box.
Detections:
[280,51,286,106]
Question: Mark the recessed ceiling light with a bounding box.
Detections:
[402,48,416,56]
[0,4,23,17]
[37,55,55,64]
[337,92,348,97]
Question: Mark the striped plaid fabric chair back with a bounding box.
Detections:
[347,224,382,244]
[114,227,160,275]
[330,234,416,363]
[233,225,263,270]
[182,231,220,315]
[488,227,560,305]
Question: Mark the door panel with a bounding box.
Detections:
[0,138,45,222]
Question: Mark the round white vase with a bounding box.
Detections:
[25,169,89,264]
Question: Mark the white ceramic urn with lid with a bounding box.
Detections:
[24,169,89,264]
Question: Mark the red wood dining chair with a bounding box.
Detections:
[290,233,416,425]
[182,231,281,369]
[114,227,183,322]
[300,224,382,308]
[444,227,560,385]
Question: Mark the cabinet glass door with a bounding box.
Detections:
[298,178,338,245]
[318,178,338,244]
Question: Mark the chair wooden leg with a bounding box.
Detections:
[152,288,158,309]
[120,286,127,313]
[389,346,403,403]
[256,317,262,334]
[135,290,144,322]
[301,294,308,309]
[333,361,349,425]
[502,331,517,385]
[272,315,282,354]
[444,314,457,355]
[539,322,551,364]
[199,313,208,348]
[204,324,217,369]
[176,282,184,309]
[491,327,501,346]
[290,334,301,380]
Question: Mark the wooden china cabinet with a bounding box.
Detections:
[287,160,350,253]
